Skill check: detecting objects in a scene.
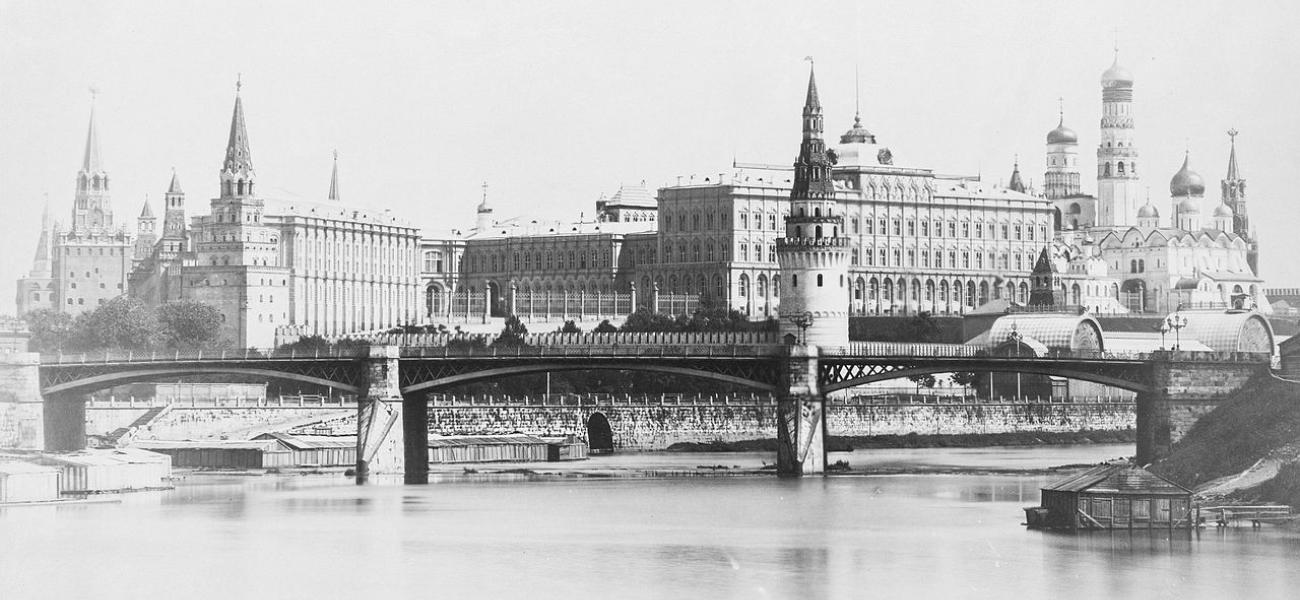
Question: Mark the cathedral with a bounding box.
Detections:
[1040,51,1265,314]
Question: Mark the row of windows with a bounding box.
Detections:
[850,248,1039,271]
[63,247,126,256]
[662,211,733,233]
[463,248,612,273]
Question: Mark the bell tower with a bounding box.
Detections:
[1096,49,1143,227]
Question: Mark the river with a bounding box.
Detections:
[2,444,1297,599]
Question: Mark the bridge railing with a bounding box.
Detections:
[822,344,1171,362]
[41,347,371,364]
[400,344,784,358]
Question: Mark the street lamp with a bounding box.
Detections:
[1157,321,1170,350]
[1165,312,1189,351]
[1009,322,1022,399]
[789,311,814,345]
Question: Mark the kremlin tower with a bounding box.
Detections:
[776,63,849,347]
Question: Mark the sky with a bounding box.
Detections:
[2,0,1299,313]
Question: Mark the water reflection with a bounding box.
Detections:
[3,445,1297,600]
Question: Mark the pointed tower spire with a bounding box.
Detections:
[1226,128,1240,181]
[167,169,183,194]
[83,91,104,174]
[804,57,820,109]
[219,76,256,201]
[224,77,253,174]
[1009,156,1026,192]
[328,150,340,201]
[29,197,52,278]
[139,197,155,219]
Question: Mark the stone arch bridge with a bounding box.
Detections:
[30,341,1271,481]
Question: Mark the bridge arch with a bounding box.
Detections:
[586,412,613,453]
[401,362,776,395]
[42,366,363,397]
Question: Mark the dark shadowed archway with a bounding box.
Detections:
[586,412,613,454]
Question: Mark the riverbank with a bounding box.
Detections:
[665,429,1137,453]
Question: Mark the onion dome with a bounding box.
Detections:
[1169,153,1205,197]
[1213,202,1234,218]
[839,114,876,145]
[1046,117,1077,144]
[1177,195,1200,214]
[1137,202,1160,219]
[1101,55,1133,87]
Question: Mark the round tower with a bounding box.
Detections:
[777,64,849,347]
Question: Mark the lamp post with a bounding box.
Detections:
[1165,312,1188,351]
[1009,323,1022,400]
[789,311,814,345]
[1158,322,1170,350]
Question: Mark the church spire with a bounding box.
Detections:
[328,150,340,201]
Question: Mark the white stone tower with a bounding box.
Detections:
[776,64,849,347]
[1096,50,1143,227]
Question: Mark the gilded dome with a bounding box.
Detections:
[1169,154,1205,197]
[1101,56,1133,87]
[1137,202,1160,219]
[1177,195,1200,214]
[1047,118,1077,144]
[1213,202,1234,218]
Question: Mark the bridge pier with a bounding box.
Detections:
[43,393,86,452]
[777,345,827,477]
[0,352,45,451]
[1135,352,1271,465]
[356,346,419,484]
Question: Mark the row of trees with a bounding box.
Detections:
[25,298,226,354]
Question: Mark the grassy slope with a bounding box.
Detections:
[1152,376,1300,506]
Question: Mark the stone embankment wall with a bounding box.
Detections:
[427,394,1136,450]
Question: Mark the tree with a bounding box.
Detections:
[277,334,333,355]
[558,320,582,334]
[907,373,938,392]
[593,320,618,333]
[156,301,227,350]
[950,371,982,389]
[23,309,73,353]
[69,297,159,352]
[494,315,529,347]
[902,311,944,343]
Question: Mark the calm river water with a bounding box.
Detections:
[2,445,1298,599]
